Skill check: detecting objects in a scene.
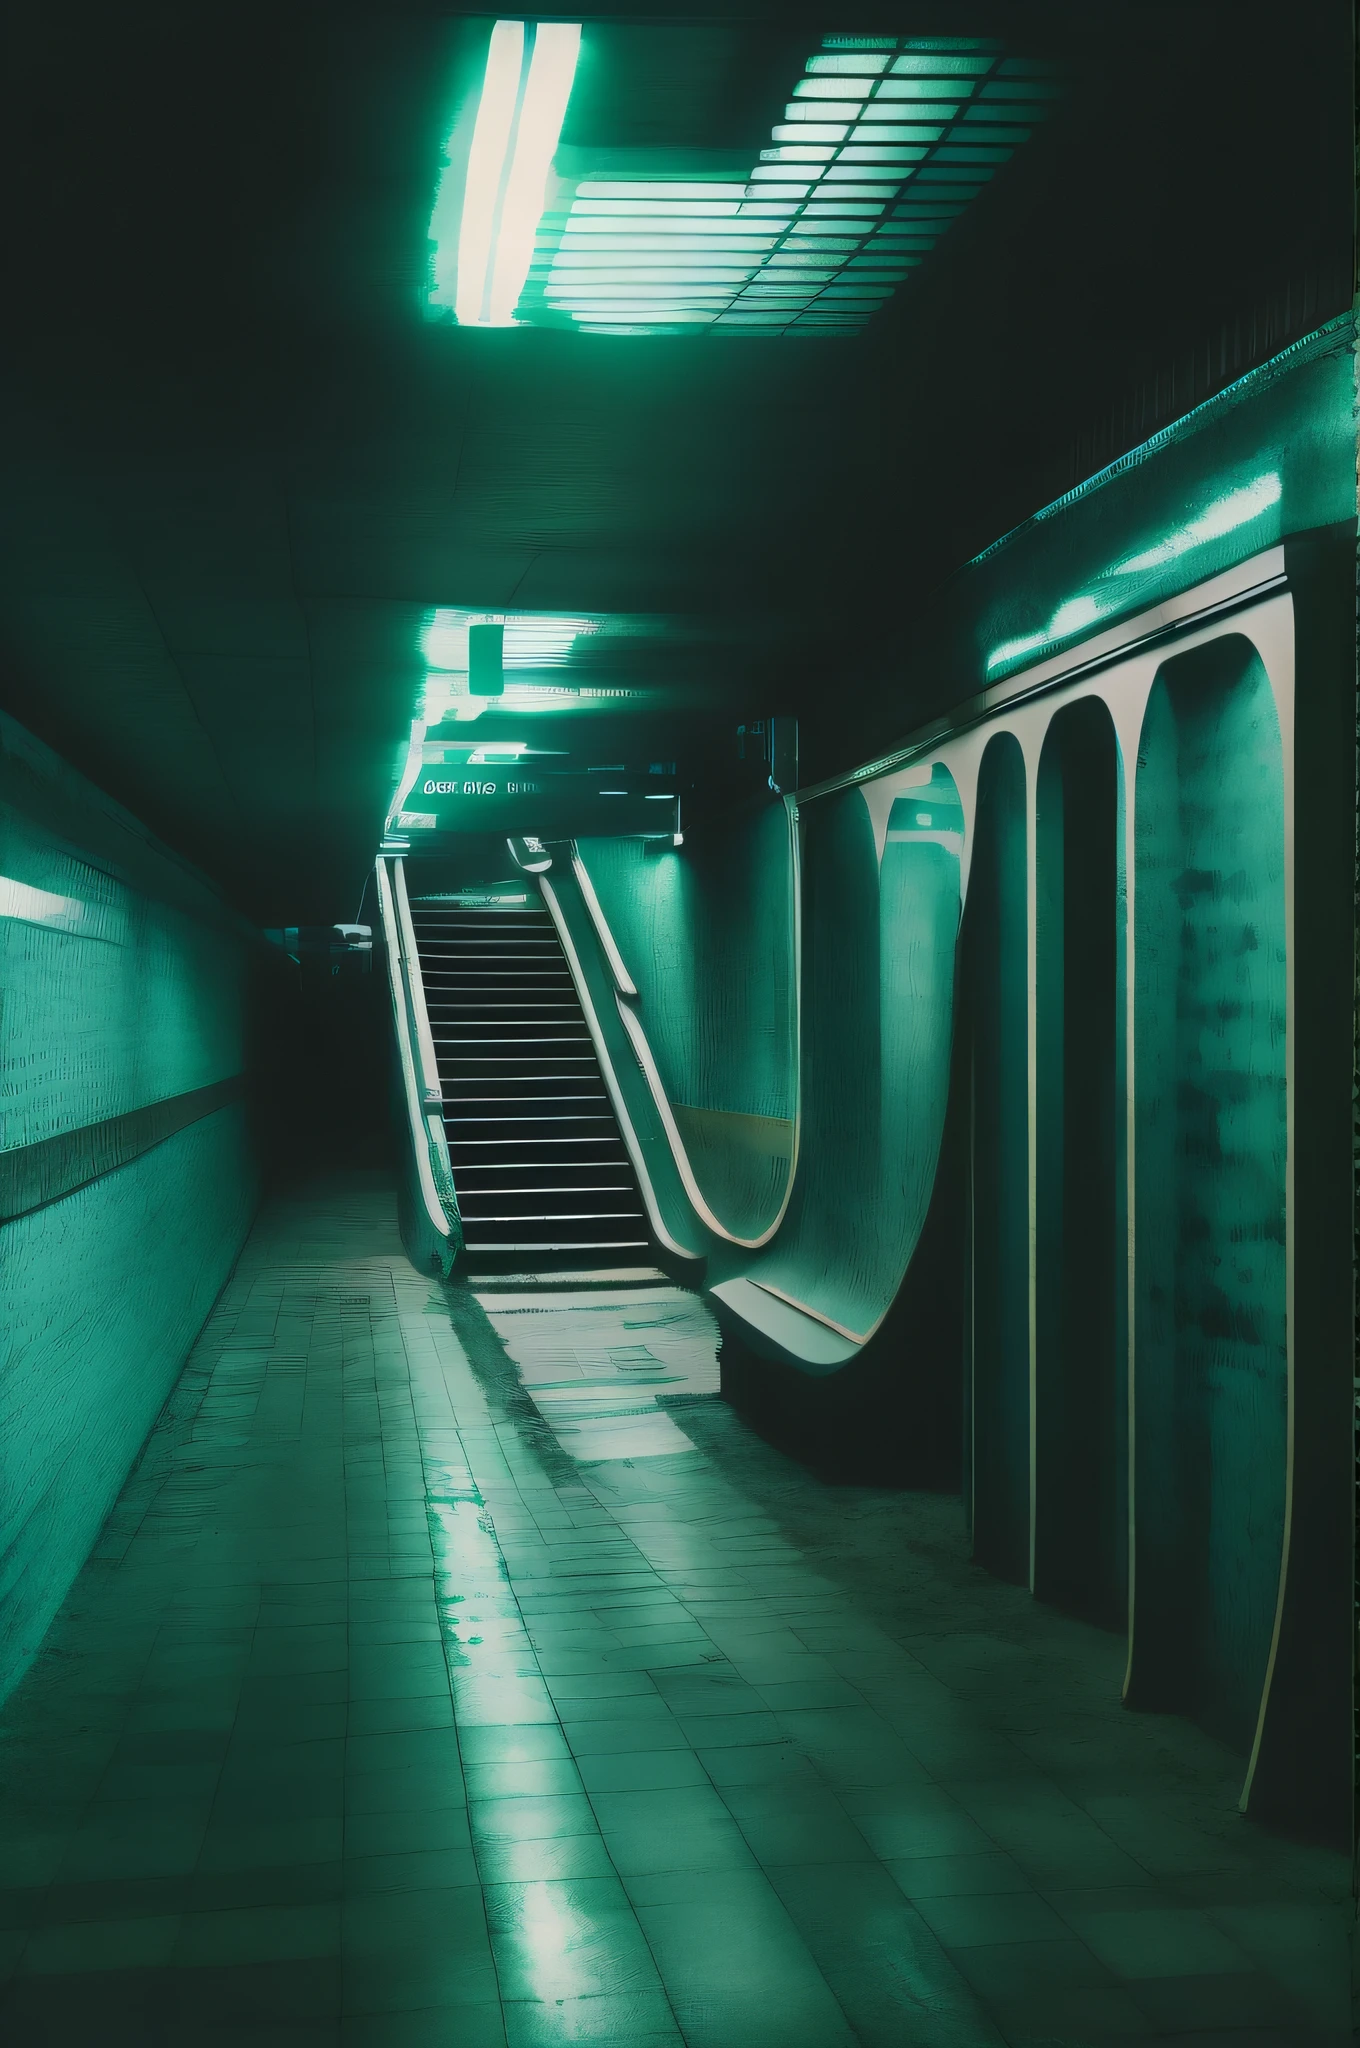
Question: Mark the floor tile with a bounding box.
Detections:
[458,1725,571,1767]
[20,1912,183,1975]
[342,1848,479,1894]
[0,1177,1346,2048]
[886,1850,1033,1899]
[911,1887,1072,1948]
[484,1875,660,2002]
[340,1997,507,2045]
[470,1795,597,1845]
[634,1877,858,2048]
[502,1989,682,2045]
[463,1759,582,1802]
[1055,1902,1253,1978]
[575,1750,709,1794]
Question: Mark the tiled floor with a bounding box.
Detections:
[0,1173,1351,2046]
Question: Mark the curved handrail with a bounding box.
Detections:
[393,859,445,1114]
[538,873,700,1263]
[376,857,460,1252]
[569,845,637,996]
[577,798,804,1252]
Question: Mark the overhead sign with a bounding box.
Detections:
[397,772,677,841]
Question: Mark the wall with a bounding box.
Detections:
[578,804,797,1242]
[963,735,1030,1583]
[1034,699,1126,1625]
[1129,637,1288,1751]
[0,711,259,1702]
[563,325,1352,1840]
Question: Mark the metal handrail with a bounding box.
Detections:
[569,844,637,997]
[538,873,699,1263]
[375,857,459,1251]
[393,858,445,1113]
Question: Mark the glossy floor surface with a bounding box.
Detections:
[0,1175,1350,2047]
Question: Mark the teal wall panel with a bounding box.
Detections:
[744,771,961,1340]
[878,771,963,1293]
[1,1110,256,1693]
[941,320,1354,699]
[964,735,1030,1583]
[756,787,882,1328]
[1,842,244,1152]
[1034,700,1127,1625]
[578,806,796,1240]
[0,714,258,1703]
[1130,636,1287,1751]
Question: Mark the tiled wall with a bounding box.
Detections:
[0,712,259,1702]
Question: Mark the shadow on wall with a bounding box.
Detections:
[1035,697,1127,1630]
[963,732,1029,1583]
[1126,634,1287,1756]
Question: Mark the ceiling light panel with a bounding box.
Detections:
[431,25,1061,337]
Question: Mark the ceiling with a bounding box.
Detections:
[0,1,1349,920]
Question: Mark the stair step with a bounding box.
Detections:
[411,896,651,1272]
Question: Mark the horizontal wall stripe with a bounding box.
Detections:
[0,1077,246,1224]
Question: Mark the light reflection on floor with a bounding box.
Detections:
[474,1277,721,1462]
[0,1178,1348,2047]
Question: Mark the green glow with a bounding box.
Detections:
[569,200,748,217]
[877,79,968,99]
[529,31,1060,336]
[981,443,1285,679]
[439,19,581,328]
[794,77,878,97]
[893,53,994,73]
[488,24,581,322]
[444,21,522,321]
[423,610,596,677]
[1113,474,1282,572]
[782,103,863,122]
[556,238,777,253]
[851,124,944,141]
[808,52,891,73]
[576,181,746,200]
[551,274,754,287]
[987,594,1105,671]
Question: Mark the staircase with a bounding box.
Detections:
[407,897,651,1262]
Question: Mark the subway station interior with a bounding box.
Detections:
[0,4,1356,2044]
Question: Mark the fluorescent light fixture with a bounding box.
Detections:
[423,610,595,673]
[450,19,581,328]
[528,34,1059,337]
[489,24,582,322]
[453,22,523,324]
[1113,473,1281,573]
